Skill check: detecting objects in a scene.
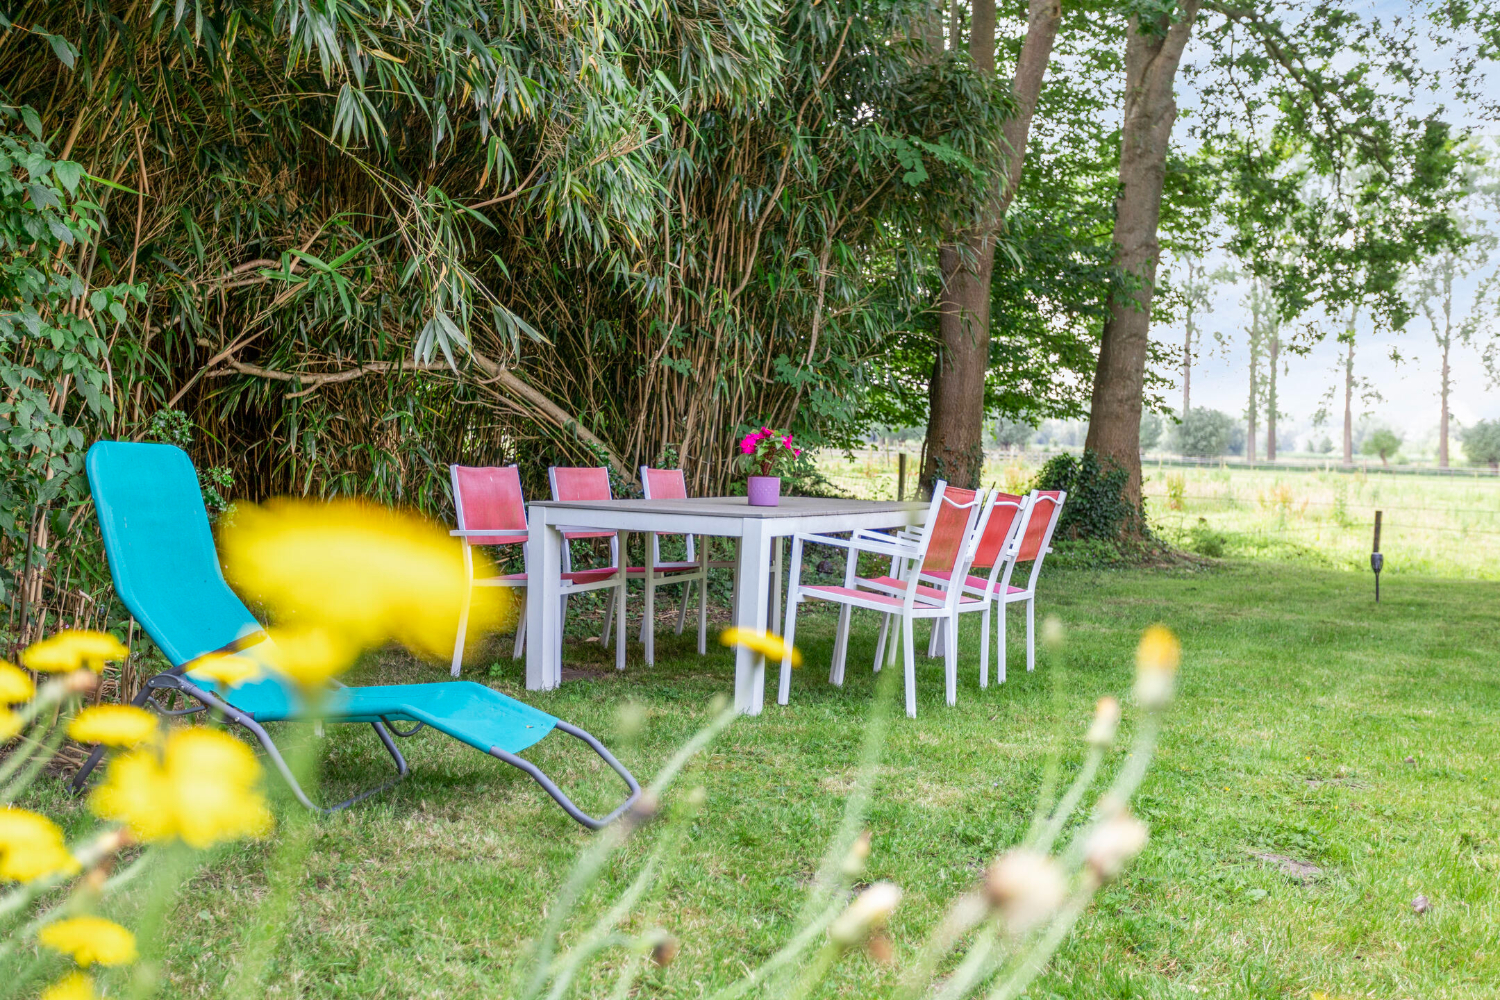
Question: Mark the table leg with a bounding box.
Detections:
[643,529,656,666]
[526,507,562,690]
[733,520,772,715]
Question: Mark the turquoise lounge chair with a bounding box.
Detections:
[71,442,639,829]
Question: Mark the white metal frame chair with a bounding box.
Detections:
[778,483,990,717]
[450,464,627,676]
[637,466,710,661]
[869,491,1027,687]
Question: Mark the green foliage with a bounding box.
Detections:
[143,409,236,518]
[1139,411,1164,451]
[0,120,143,603]
[992,416,1037,450]
[1360,428,1403,464]
[1187,520,1228,557]
[1173,408,1236,458]
[1032,450,1143,542]
[1461,419,1500,468]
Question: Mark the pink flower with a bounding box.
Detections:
[740,432,760,455]
[782,435,793,448]
[794,448,803,457]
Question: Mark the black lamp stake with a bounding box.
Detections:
[1371,510,1383,602]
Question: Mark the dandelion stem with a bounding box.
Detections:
[1032,745,1106,855]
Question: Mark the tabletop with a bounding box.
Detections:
[529,496,927,518]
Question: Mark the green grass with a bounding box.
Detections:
[43,560,1500,998]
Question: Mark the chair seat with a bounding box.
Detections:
[925,569,1028,596]
[803,583,984,611]
[859,575,988,607]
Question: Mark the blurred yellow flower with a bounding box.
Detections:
[1134,624,1180,709]
[1135,624,1180,675]
[187,651,263,689]
[23,631,128,674]
[262,626,354,690]
[89,727,272,849]
[221,499,504,663]
[68,706,159,748]
[0,709,20,742]
[40,972,98,1000]
[0,660,34,703]
[0,807,78,882]
[720,627,802,667]
[38,917,137,967]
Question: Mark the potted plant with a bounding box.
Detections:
[738,426,801,506]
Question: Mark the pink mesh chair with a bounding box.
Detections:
[449,465,627,676]
[548,466,701,667]
[778,483,990,717]
[870,491,1027,688]
[639,467,709,660]
[998,489,1066,674]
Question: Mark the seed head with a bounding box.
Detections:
[829,882,902,947]
[1086,697,1121,748]
[1084,813,1149,882]
[984,849,1067,936]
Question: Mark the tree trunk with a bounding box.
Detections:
[1246,300,1259,466]
[921,0,1061,492]
[1438,269,1453,470]
[1182,315,1193,418]
[1341,308,1357,466]
[1082,3,1200,507]
[1266,328,1279,462]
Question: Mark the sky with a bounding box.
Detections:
[1150,1,1499,453]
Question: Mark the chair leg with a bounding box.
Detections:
[451,584,473,677]
[928,618,941,659]
[512,592,528,660]
[778,593,801,705]
[675,578,691,635]
[979,605,991,689]
[943,612,959,706]
[1026,598,1035,672]
[602,590,615,648]
[901,616,917,718]
[873,613,890,674]
[830,605,852,687]
[998,599,1008,684]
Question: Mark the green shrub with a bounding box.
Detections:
[1174,408,1236,458]
[1462,419,1500,470]
[1032,450,1144,542]
[1188,520,1228,557]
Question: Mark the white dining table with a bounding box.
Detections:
[524,496,927,714]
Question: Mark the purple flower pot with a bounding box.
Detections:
[747,475,781,507]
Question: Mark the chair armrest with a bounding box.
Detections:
[792,531,919,561]
[450,529,530,538]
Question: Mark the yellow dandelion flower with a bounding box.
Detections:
[1134,624,1180,709]
[0,709,20,742]
[261,626,355,691]
[186,651,263,689]
[23,631,128,674]
[0,660,34,703]
[220,499,505,664]
[40,972,98,1000]
[0,807,79,882]
[38,917,137,967]
[89,727,272,849]
[719,627,802,667]
[68,706,159,748]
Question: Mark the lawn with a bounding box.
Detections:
[39,558,1500,999]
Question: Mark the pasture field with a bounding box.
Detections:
[816,449,1500,580]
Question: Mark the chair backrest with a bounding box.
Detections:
[548,466,615,541]
[1015,490,1065,562]
[919,484,980,575]
[86,441,295,718]
[450,465,527,545]
[86,442,263,666]
[639,466,687,500]
[971,492,1027,570]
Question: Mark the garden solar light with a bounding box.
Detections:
[1370,510,1384,603]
